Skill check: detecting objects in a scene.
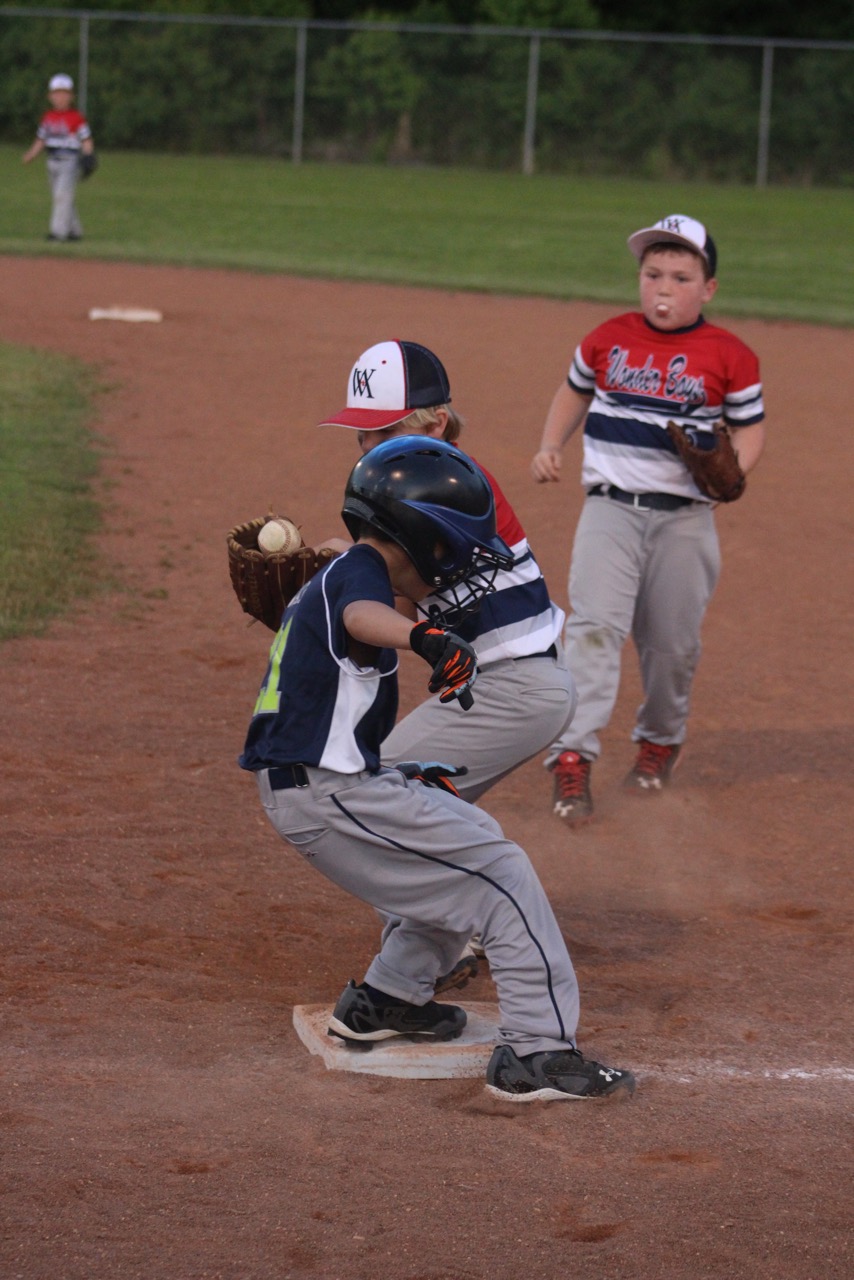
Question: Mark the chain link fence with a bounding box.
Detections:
[1,7,852,187]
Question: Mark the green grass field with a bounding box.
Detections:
[1,147,851,638]
[2,146,853,324]
[0,345,103,640]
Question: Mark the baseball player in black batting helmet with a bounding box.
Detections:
[321,340,578,993]
[239,437,636,1101]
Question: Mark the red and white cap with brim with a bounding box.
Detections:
[627,214,717,276]
[318,339,452,431]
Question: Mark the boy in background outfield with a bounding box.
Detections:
[531,215,766,825]
[240,436,636,1102]
[22,73,95,242]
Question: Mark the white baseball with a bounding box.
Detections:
[257,517,301,555]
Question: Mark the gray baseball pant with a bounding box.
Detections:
[46,153,83,239]
[256,765,580,1056]
[546,494,720,766]
[382,648,576,801]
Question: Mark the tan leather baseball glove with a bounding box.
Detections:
[227,515,338,632]
[666,421,746,503]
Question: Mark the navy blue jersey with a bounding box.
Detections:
[240,545,399,774]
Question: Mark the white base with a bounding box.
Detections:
[88,306,163,323]
[292,1001,500,1079]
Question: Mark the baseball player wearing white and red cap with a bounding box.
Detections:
[22,73,95,242]
[319,339,577,991]
[319,339,576,803]
[531,214,766,824]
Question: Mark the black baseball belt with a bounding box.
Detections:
[588,483,697,511]
[267,764,310,791]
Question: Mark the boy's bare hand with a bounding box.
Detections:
[315,536,352,555]
[531,447,562,483]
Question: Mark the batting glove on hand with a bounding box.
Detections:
[395,761,469,798]
[410,621,478,710]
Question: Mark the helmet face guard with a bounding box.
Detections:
[417,555,505,629]
[342,439,513,605]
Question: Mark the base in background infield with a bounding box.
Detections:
[88,306,163,323]
[293,1001,500,1079]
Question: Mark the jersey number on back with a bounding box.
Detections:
[252,617,292,716]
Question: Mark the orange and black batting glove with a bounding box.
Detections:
[395,761,469,797]
[409,620,478,710]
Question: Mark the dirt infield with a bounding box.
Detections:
[1,256,851,1280]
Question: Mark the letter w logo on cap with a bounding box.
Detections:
[352,367,376,399]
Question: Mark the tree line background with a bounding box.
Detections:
[1,1,852,184]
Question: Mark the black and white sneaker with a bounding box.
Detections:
[485,1044,636,1102]
[328,980,467,1045]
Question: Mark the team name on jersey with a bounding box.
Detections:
[606,347,707,406]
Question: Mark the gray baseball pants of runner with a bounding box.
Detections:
[46,153,83,240]
[255,765,580,1056]
[545,494,720,767]
[382,648,576,801]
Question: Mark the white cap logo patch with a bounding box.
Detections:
[348,342,403,410]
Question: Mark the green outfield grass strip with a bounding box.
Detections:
[0,345,103,641]
[2,149,853,326]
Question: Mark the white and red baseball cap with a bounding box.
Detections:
[627,214,718,277]
[48,74,74,92]
[318,340,452,431]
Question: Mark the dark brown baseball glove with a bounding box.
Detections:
[227,515,338,632]
[666,421,746,503]
[78,151,98,179]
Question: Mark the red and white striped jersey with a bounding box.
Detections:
[37,109,91,152]
[569,311,764,500]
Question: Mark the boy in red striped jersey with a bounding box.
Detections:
[531,215,766,824]
[23,73,95,242]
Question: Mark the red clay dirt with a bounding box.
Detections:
[1,256,851,1280]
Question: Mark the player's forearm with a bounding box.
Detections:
[732,421,766,474]
[541,383,589,448]
[343,600,416,650]
[22,141,43,163]
[531,383,591,482]
[394,596,417,622]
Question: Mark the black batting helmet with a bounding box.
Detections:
[341,438,513,594]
